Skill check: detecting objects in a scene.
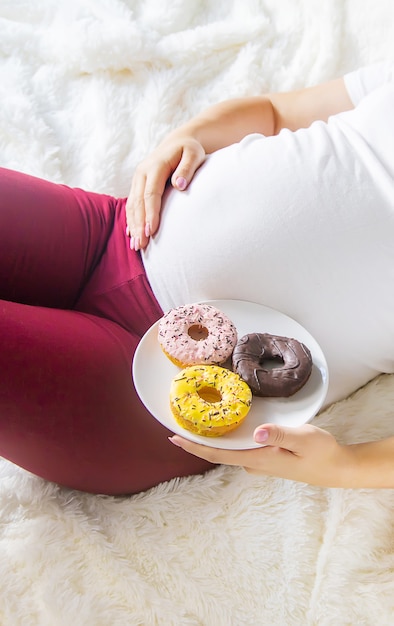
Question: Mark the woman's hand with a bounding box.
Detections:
[126,135,206,250]
[169,423,355,488]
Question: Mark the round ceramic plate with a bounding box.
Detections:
[133,299,329,450]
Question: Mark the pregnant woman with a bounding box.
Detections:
[1,62,394,494]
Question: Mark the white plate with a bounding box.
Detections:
[133,300,329,449]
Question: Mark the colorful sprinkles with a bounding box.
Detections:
[170,364,252,437]
[158,303,238,366]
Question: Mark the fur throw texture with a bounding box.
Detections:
[1,1,394,624]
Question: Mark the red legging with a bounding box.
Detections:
[0,168,213,494]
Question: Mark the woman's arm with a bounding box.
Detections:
[126,77,354,250]
[169,424,394,489]
[181,77,354,150]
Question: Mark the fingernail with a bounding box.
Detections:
[145,223,151,238]
[255,428,269,443]
[134,236,140,251]
[176,176,187,191]
[168,436,181,447]
[130,236,135,250]
[125,225,130,237]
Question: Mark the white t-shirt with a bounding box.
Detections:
[142,63,394,406]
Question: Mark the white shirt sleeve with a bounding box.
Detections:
[344,61,394,106]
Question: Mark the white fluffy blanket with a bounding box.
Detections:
[1,2,394,624]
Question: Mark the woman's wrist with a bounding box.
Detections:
[169,96,276,155]
[335,438,394,489]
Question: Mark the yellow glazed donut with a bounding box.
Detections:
[170,365,252,437]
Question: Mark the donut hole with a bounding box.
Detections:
[197,386,222,404]
[188,324,209,341]
[259,356,285,370]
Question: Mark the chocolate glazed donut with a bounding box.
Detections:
[232,333,313,397]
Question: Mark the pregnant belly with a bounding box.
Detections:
[144,131,360,309]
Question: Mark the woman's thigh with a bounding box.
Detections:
[0,168,213,493]
[0,298,213,494]
[0,167,115,309]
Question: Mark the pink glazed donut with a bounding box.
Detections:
[158,303,238,367]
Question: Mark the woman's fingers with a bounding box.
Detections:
[126,163,169,250]
[168,435,262,466]
[253,423,314,453]
[126,172,146,250]
[169,423,311,465]
[141,167,170,241]
[126,138,206,250]
[170,140,206,191]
